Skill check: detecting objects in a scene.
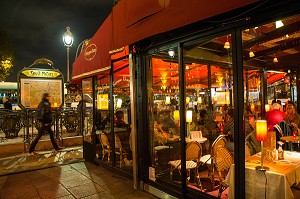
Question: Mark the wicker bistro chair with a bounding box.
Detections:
[199,134,227,188]
[168,141,203,187]
[215,146,234,198]
[99,133,111,162]
[115,134,129,168]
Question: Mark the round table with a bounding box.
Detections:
[185,137,207,143]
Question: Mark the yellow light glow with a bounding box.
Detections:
[173,110,180,121]
[186,110,193,123]
[265,104,271,112]
[165,96,171,105]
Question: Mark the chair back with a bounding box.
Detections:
[214,146,233,172]
[186,141,202,161]
[114,134,122,149]
[99,133,110,148]
[211,135,227,157]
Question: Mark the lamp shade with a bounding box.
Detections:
[116,98,122,108]
[224,41,230,49]
[256,120,268,141]
[186,97,190,104]
[265,104,271,112]
[173,110,180,121]
[197,96,202,104]
[186,110,193,123]
[166,96,171,104]
[63,26,73,47]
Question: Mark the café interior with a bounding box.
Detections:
[78,6,300,199]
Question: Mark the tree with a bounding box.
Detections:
[0,28,15,81]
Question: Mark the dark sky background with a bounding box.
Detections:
[0,0,113,82]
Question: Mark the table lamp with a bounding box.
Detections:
[186,110,193,137]
[256,120,269,171]
[173,110,180,121]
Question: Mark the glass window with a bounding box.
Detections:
[241,14,300,199]
[147,48,181,186]
[183,34,233,196]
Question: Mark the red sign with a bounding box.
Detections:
[84,44,97,61]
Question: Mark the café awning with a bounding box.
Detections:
[72,0,256,80]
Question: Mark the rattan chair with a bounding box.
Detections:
[115,134,129,168]
[99,132,111,161]
[168,141,203,187]
[199,134,227,187]
[215,146,233,198]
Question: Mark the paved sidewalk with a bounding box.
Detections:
[0,161,159,199]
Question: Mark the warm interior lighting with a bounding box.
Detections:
[186,110,193,123]
[186,97,190,104]
[275,20,284,28]
[116,98,122,108]
[213,95,218,103]
[273,57,278,63]
[224,35,230,49]
[255,120,269,171]
[53,102,58,107]
[197,96,202,104]
[256,120,268,141]
[173,110,180,121]
[224,41,230,49]
[168,49,175,58]
[249,51,255,58]
[265,104,271,112]
[165,96,171,105]
[161,78,167,84]
[250,104,255,113]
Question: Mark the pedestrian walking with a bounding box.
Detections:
[29,93,61,154]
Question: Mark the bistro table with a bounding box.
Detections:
[185,137,207,143]
[226,151,300,199]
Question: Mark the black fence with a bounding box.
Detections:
[0,108,86,146]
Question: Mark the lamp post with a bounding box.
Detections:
[62,26,74,83]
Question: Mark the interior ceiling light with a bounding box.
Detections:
[249,51,255,58]
[168,49,175,58]
[276,20,284,28]
[273,57,278,63]
[224,36,230,49]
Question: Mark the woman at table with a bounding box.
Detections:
[284,103,300,133]
[154,121,168,145]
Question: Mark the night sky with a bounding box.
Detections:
[0,0,113,82]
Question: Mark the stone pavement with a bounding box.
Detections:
[0,161,159,199]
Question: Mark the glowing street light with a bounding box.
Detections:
[62,26,74,83]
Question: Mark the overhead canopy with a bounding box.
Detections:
[72,0,256,80]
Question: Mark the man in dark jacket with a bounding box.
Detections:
[2,97,12,110]
[29,93,61,154]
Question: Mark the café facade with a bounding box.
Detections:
[72,0,300,198]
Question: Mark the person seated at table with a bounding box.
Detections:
[115,110,127,128]
[154,121,167,145]
[245,130,261,156]
[284,103,300,133]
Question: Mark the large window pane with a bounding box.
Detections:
[183,34,233,196]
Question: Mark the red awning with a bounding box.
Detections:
[72,0,256,80]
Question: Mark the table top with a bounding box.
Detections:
[245,151,300,185]
[185,137,207,143]
[281,136,300,143]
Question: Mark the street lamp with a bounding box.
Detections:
[62,26,73,83]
